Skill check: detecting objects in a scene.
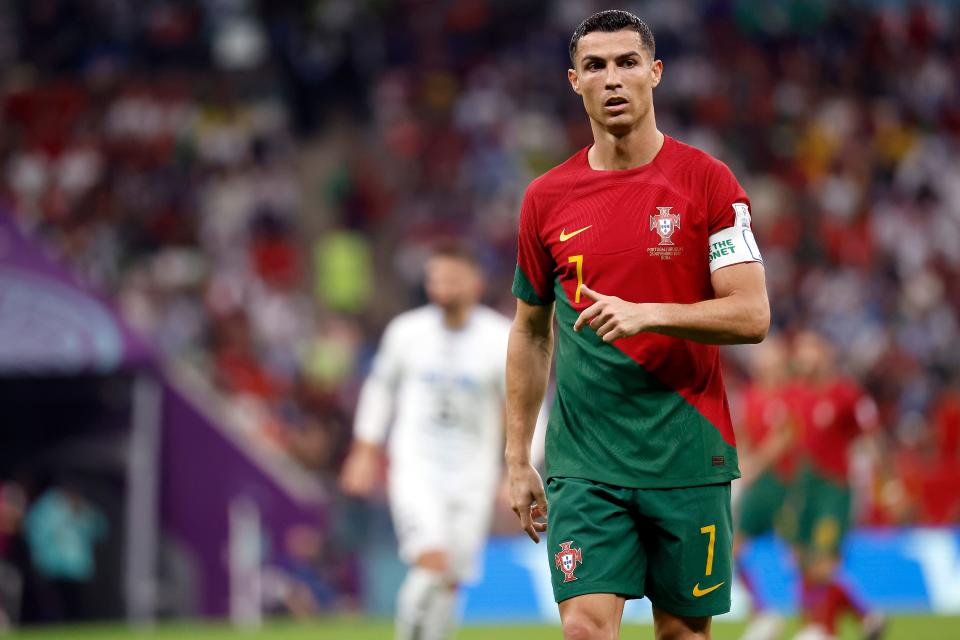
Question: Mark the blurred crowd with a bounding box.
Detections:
[1,0,959,559]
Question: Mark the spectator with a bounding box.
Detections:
[23,486,107,622]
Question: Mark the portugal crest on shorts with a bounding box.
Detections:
[650,206,681,246]
[555,541,583,582]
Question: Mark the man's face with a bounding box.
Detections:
[424,255,483,310]
[750,336,789,384]
[793,332,835,380]
[568,29,662,136]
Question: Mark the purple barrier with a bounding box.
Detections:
[0,209,326,619]
[160,379,327,617]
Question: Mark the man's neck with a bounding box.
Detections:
[441,305,471,330]
[588,116,663,171]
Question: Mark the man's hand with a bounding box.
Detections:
[339,441,381,498]
[573,285,652,343]
[507,463,548,543]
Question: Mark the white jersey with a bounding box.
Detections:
[354,304,511,493]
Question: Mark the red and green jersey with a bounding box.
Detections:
[512,135,762,488]
[790,378,878,483]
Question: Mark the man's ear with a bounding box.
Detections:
[567,68,581,95]
[650,59,663,88]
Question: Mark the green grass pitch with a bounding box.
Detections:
[6,615,960,640]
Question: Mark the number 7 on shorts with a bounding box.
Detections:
[700,524,716,576]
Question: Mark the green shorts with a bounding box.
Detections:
[795,465,851,555]
[546,476,733,618]
[737,471,792,539]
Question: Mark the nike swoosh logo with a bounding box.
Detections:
[559,225,593,242]
[692,582,725,597]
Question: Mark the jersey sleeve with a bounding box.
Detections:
[706,161,763,273]
[367,319,404,387]
[512,185,555,305]
[353,319,404,444]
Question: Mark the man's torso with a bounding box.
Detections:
[387,305,510,486]
[740,383,800,481]
[791,378,875,483]
[514,136,760,488]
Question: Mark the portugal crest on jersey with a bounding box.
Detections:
[650,206,681,246]
[555,541,583,582]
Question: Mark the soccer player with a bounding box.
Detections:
[340,243,512,640]
[788,331,885,640]
[505,10,769,640]
[733,336,797,640]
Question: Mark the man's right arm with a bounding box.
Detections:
[339,373,393,497]
[505,298,554,543]
[340,321,402,497]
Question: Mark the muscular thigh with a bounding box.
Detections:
[559,593,626,637]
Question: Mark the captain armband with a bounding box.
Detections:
[707,202,763,273]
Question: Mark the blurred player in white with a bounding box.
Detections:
[340,242,513,640]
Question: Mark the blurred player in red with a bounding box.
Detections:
[789,331,885,640]
[733,336,797,640]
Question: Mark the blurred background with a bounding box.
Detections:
[0,0,959,636]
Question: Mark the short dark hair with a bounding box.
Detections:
[430,238,480,267]
[569,10,655,65]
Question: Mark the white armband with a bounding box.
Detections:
[708,202,763,273]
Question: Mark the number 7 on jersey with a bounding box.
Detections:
[568,255,584,303]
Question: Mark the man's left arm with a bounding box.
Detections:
[574,261,770,345]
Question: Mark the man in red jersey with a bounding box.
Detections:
[504,9,769,640]
[733,336,798,640]
[789,331,885,640]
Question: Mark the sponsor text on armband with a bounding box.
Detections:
[707,203,762,273]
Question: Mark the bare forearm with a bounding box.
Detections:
[575,263,769,346]
[505,324,553,466]
[645,291,769,345]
